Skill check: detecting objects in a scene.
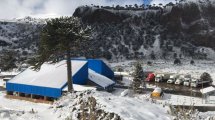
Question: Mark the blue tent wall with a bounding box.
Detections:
[6,83,62,98]
[73,62,88,84]
[101,61,114,79]
[87,59,114,79]
[87,59,102,73]
[6,61,88,98]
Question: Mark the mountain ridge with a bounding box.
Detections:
[0,0,215,70]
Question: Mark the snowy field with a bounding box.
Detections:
[0,89,172,120]
[0,59,215,120]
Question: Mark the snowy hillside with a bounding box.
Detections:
[74,0,215,60]
[1,0,215,70]
[0,16,44,70]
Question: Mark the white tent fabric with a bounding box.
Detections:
[8,60,87,89]
[88,69,115,88]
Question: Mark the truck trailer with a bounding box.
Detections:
[145,73,155,82]
[183,75,192,86]
[190,78,212,87]
[167,74,180,84]
[175,74,191,85]
[155,73,173,82]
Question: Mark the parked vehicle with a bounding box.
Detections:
[146,73,155,82]
[155,73,173,82]
[167,74,180,84]
[190,78,212,87]
[143,71,154,78]
[175,77,184,85]
[183,75,192,86]
[151,87,164,99]
[175,74,191,85]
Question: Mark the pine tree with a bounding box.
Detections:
[150,51,156,60]
[132,62,144,93]
[200,72,212,82]
[31,17,91,92]
[0,50,17,71]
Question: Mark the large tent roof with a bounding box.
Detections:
[8,60,87,89]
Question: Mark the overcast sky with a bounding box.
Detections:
[0,0,175,19]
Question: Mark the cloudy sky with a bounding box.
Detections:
[0,0,175,19]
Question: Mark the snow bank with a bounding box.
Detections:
[94,91,171,120]
[88,69,115,88]
[62,84,96,92]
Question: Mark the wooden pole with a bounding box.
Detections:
[66,50,73,92]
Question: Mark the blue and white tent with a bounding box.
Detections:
[6,59,115,99]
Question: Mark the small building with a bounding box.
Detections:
[6,59,115,101]
[200,86,215,104]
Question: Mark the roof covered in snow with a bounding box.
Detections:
[200,86,215,94]
[8,60,87,89]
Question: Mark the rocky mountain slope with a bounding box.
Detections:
[1,0,215,70]
[74,0,215,60]
[0,17,44,70]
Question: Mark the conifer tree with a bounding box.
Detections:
[32,17,91,92]
[132,62,144,93]
[0,50,17,71]
[200,72,212,82]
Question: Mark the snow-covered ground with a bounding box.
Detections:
[1,87,214,120]
[111,59,215,85]
[0,89,172,120]
[0,59,215,120]
[0,91,57,120]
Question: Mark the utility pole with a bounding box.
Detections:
[202,81,204,104]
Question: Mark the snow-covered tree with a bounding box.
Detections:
[32,17,91,92]
[132,62,144,93]
[200,72,212,82]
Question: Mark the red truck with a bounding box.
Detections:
[146,73,155,82]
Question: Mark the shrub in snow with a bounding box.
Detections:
[117,66,123,72]
[150,51,156,60]
[78,96,121,120]
[173,53,177,59]
[168,104,199,120]
[147,61,152,66]
[190,60,195,65]
[174,58,181,65]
